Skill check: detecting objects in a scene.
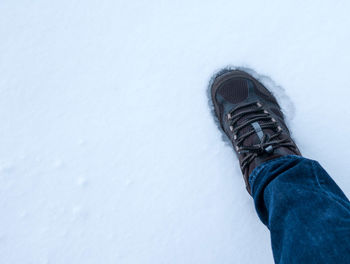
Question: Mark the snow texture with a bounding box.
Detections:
[1,0,350,263]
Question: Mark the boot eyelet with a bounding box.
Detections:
[256,102,262,107]
[233,134,237,140]
[235,146,239,151]
[229,125,234,131]
[227,113,232,120]
[264,110,269,114]
[271,118,276,122]
[277,126,282,131]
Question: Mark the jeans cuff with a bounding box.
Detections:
[248,155,302,194]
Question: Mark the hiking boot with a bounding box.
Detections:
[210,69,301,194]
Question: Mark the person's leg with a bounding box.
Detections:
[250,155,350,263]
[209,68,350,263]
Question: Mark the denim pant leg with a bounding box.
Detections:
[249,155,350,264]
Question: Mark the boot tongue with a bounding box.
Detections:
[235,105,275,148]
[235,108,279,179]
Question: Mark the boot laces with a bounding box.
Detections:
[227,102,296,171]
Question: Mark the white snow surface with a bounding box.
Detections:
[1,0,350,263]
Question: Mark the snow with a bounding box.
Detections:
[1,0,350,263]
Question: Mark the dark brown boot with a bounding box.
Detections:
[210,69,301,194]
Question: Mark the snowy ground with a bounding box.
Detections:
[1,0,350,263]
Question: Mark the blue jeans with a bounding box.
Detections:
[249,155,350,263]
